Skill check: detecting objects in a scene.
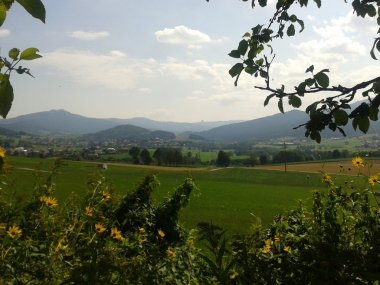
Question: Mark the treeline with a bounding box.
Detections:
[127,147,201,166]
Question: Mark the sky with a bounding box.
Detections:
[1,0,379,122]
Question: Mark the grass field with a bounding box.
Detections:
[4,156,373,234]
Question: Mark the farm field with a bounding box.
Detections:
[5,156,372,234]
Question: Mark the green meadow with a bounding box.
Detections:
[5,156,367,234]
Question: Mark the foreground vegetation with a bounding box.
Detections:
[1,154,380,284]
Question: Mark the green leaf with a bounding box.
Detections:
[255,58,264,66]
[369,106,379,121]
[313,0,321,8]
[305,65,314,73]
[305,78,315,86]
[290,15,297,22]
[8,48,20,60]
[297,19,305,32]
[287,24,295,37]
[258,0,267,7]
[237,40,248,56]
[314,72,329,88]
[288,95,302,108]
[16,0,46,23]
[229,63,244,78]
[245,65,258,75]
[0,3,6,27]
[0,75,14,118]
[228,50,241,59]
[20,47,42,60]
[358,116,370,133]
[264,93,275,106]
[333,109,348,126]
[366,4,376,17]
[310,131,321,143]
[278,98,284,113]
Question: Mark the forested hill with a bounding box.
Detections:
[193,109,380,142]
[82,125,175,141]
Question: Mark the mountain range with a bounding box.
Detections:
[0,110,241,135]
[0,108,377,142]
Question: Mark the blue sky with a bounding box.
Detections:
[1,1,379,122]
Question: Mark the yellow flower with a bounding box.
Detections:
[274,234,280,243]
[0,147,5,158]
[95,223,107,234]
[166,248,176,258]
[40,196,58,208]
[85,206,94,217]
[158,229,165,238]
[7,225,22,239]
[265,239,273,246]
[138,227,146,234]
[352,156,364,168]
[262,239,273,254]
[283,245,291,253]
[322,174,332,185]
[368,175,379,186]
[102,191,111,201]
[230,271,239,280]
[0,223,6,231]
[110,227,124,241]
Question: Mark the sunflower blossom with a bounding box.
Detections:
[368,175,379,186]
[95,223,107,234]
[166,248,176,258]
[110,227,124,241]
[158,229,165,238]
[0,147,5,158]
[102,191,111,201]
[85,206,94,217]
[40,196,58,208]
[352,156,364,168]
[7,225,22,239]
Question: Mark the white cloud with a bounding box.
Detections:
[138,87,152,94]
[68,30,110,41]
[0,29,10,38]
[155,25,211,44]
[109,50,127,57]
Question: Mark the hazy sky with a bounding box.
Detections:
[1,0,379,122]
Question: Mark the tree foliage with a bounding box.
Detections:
[207,0,380,142]
[0,0,45,118]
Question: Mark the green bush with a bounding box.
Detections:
[0,155,379,284]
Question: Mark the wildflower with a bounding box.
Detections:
[166,248,176,258]
[0,223,6,231]
[101,191,111,201]
[352,156,364,168]
[322,174,332,185]
[7,225,22,239]
[138,227,146,234]
[230,271,239,280]
[274,234,280,243]
[0,147,5,158]
[262,239,273,254]
[95,223,107,234]
[368,175,379,186]
[110,227,124,241]
[157,229,165,238]
[85,206,94,217]
[40,196,58,208]
[283,246,291,253]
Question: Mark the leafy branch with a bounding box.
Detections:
[0,0,45,118]
[211,0,380,142]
